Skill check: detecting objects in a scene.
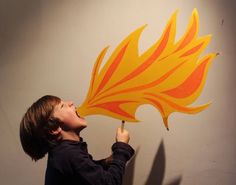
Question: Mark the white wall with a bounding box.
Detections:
[0,0,235,184]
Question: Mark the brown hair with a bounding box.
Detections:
[20,95,62,161]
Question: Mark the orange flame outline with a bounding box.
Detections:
[77,9,216,130]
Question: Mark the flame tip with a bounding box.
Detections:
[173,9,179,15]
[193,8,198,14]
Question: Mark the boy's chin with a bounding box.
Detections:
[75,125,87,133]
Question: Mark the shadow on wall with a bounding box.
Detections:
[123,140,182,185]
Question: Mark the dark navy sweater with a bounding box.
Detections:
[45,139,134,185]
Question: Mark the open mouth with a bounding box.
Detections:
[75,111,81,118]
[75,111,85,120]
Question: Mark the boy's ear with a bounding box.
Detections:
[50,127,62,135]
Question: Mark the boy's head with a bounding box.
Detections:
[20,95,87,161]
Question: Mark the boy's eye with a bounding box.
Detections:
[60,104,64,109]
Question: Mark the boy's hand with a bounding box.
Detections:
[116,127,130,144]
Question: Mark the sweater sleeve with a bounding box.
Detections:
[111,142,134,162]
[93,158,109,170]
[70,142,134,185]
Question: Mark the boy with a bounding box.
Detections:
[20,95,134,185]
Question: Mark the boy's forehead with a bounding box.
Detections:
[54,100,63,110]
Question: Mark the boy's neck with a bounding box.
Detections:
[61,130,81,142]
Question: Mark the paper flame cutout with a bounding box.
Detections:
[77,9,216,130]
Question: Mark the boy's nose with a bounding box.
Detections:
[68,101,74,107]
